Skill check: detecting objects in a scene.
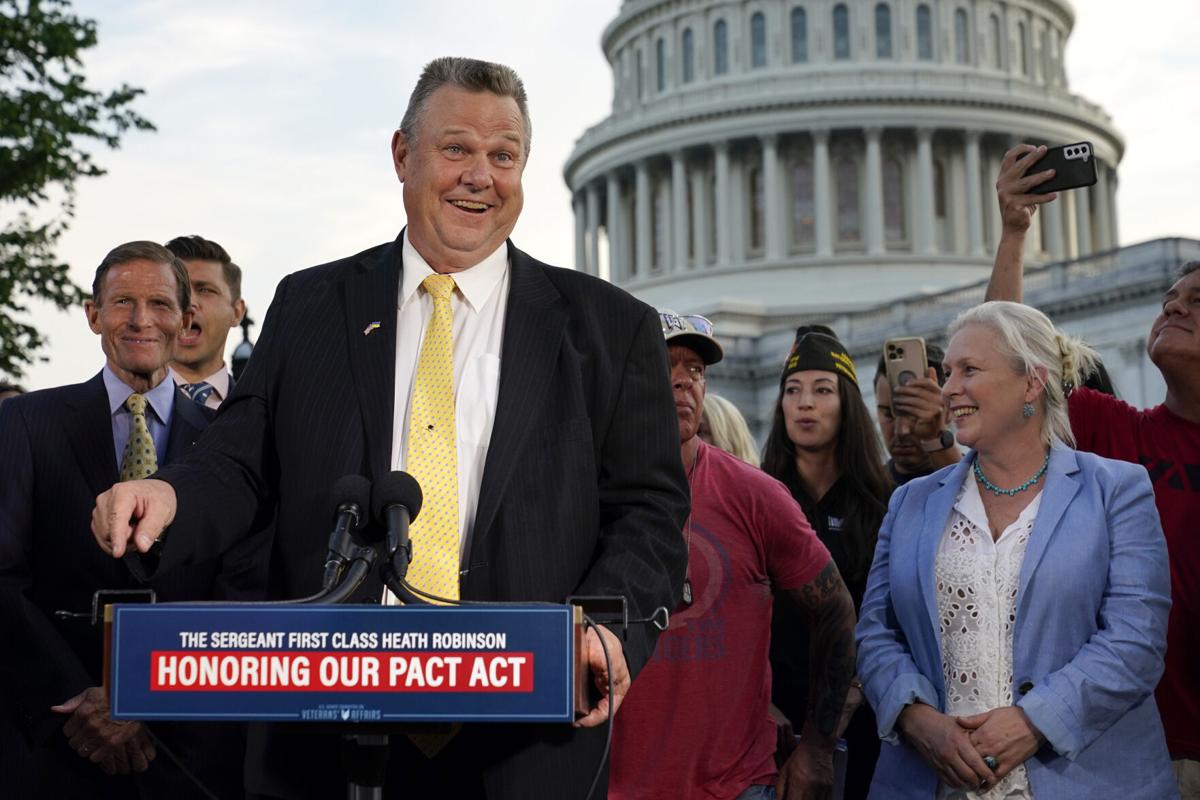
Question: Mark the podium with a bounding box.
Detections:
[107,603,592,798]
[108,603,587,723]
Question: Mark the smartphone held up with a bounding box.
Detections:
[1023,141,1098,195]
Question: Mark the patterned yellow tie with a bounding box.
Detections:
[119,393,158,481]
[405,274,461,603]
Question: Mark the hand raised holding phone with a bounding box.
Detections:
[996,144,1058,235]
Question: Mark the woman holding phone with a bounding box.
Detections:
[856,301,1175,798]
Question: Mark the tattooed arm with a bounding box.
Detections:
[774,558,857,800]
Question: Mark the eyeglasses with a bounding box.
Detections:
[659,312,714,337]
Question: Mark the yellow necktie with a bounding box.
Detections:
[120,393,158,481]
[405,274,461,602]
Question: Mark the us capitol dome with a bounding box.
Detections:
[564,0,1196,436]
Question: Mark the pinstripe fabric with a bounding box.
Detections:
[150,237,691,799]
[0,374,251,797]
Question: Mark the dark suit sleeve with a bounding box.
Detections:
[574,306,689,678]
[151,276,293,571]
[0,401,94,742]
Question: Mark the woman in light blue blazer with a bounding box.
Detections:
[856,301,1176,799]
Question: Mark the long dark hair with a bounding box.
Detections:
[761,373,892,590]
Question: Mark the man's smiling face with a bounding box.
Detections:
[392,85,526,272]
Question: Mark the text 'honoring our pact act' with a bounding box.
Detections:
[150,651,534,692]
[150,631,530,692]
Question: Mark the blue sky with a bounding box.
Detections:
[15,0,1200,389]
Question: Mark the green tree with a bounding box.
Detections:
[1,0,153,378]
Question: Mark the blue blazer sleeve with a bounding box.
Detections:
[1016,463,1171,760]
[856,481,941,742]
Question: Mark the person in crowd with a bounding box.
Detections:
[874,343,961,486]
[762,325,892,800]
[857,300,1175,798]
[89,57,688,798]
[699,391,760,465]
[989,143,1199,799]
[165,235,246,410]
[610,311,856,800]
[0,241,245,798]
[0,381,25,406]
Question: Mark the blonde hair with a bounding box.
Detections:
[702,394,760,465]
[947,301,1098,448]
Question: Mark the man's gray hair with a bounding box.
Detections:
[399,57,532,157]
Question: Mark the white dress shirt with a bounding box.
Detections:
[388,230,510,554]
[935,473,1042,800]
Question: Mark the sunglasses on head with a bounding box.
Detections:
[659,312,714,337]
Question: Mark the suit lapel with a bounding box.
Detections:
[919,456,973,642]
[467,244,566,561]
[342,238,402,483]
[164,389,208,462]
[1017,446,1080,608]
[63,373,119,497]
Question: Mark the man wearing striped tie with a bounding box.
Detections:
[92,57,690,798]
[0,242,246,797]
[166,235,247,411]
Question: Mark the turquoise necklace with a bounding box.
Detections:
[973,452,1050,497]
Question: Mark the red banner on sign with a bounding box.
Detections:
[148,650,535,693]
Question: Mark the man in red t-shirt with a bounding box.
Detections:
[990,144,1200,797]
[608,311,857,800]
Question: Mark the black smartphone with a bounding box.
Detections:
[1026,141,1097,194]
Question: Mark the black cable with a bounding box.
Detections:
[581,614,614,800]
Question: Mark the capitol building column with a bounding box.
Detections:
[714,141,732,266]
[573,192,587,272]
[1106,166,1120,246]
[1093,163,1112,251]
[605,172,623,281]
[1043,190,1066,261]
[585,182,601,276]
[690,161,710,268]
[915,127,936,256]
[864,128,885,256]
[965,130,986,257]
[1075,180,1093,256]
[635,159,652,276]
[813,129,833,258]
[763,134,786,261]
[671,151,688,271]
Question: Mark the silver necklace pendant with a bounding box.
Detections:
[682,579,693,606]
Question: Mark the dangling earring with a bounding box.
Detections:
[1022,402,1035,419]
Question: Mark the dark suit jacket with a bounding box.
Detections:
[149,237,691,798]
[0,373,252,798]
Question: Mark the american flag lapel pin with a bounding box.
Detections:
[363,321,381,336]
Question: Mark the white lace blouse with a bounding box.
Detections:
[935,473,1042,800]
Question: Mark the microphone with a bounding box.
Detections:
[322,475,372,591]
[370,471,423,579]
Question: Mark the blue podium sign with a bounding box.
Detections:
[109,604,575,723]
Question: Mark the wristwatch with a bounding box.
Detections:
[920,429,955,453]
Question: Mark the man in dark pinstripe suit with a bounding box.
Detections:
[92,58,690,798]
[0,242,247,798]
